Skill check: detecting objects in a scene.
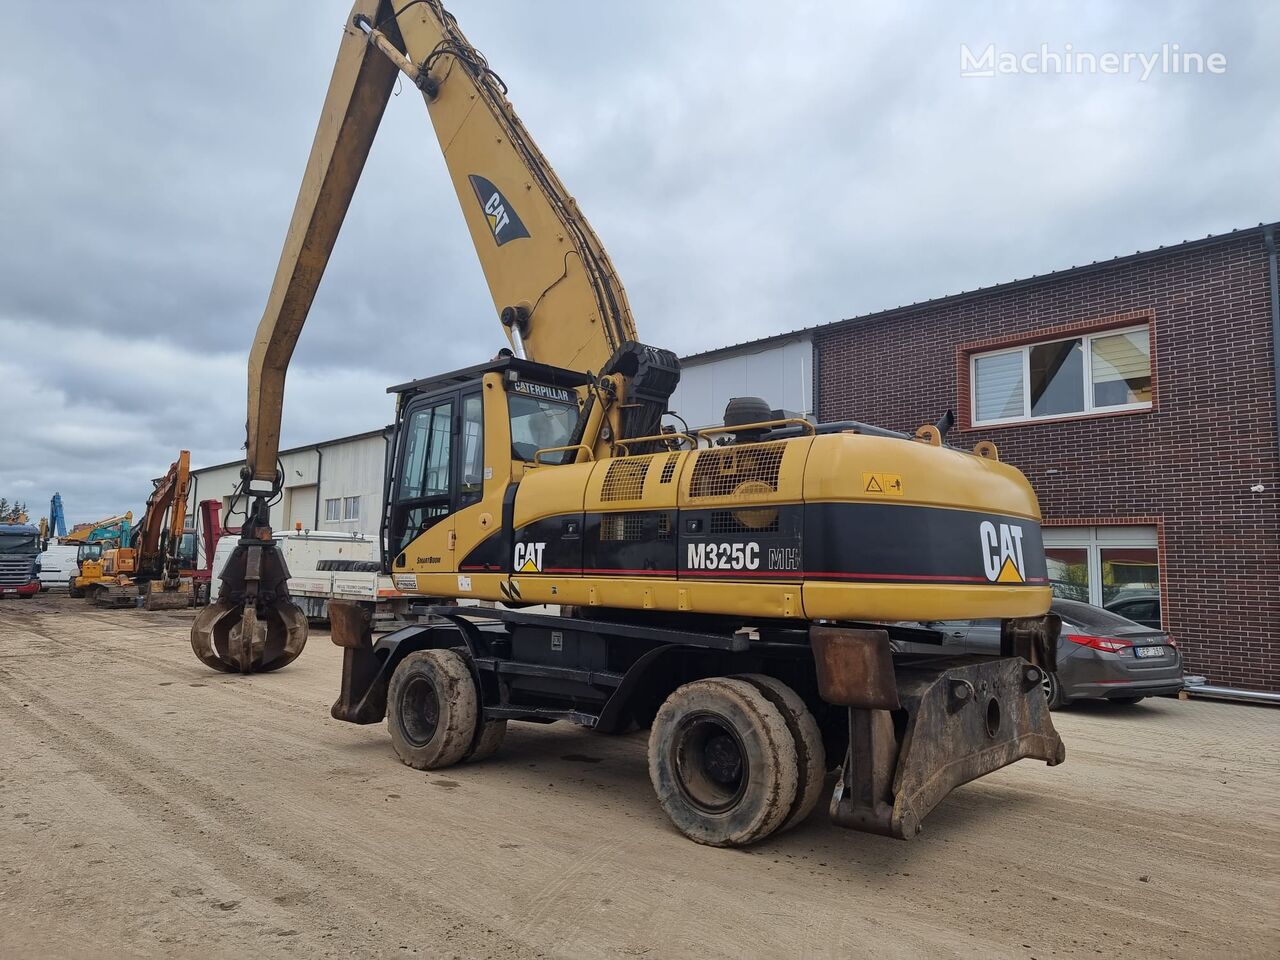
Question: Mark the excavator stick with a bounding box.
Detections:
[190,511,307,672]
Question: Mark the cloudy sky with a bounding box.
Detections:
[2,1,1276,526]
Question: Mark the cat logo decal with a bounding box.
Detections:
[979,520,1026,584]
[468,175,530,245]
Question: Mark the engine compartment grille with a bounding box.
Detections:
[688,443,785,500]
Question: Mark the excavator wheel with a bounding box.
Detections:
[386,649,479,770]
[466,719,508,763]
[190,595,308,673]
[648,677,799,847]
[733,674,827,832]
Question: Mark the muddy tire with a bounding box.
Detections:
[68,582,84,599]
[735,674,826,832]
[648,677,798,847]
[387,649,479,770]
[466,719,508,763]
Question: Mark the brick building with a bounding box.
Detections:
[685,223,1279,691]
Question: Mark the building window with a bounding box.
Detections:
[342,496,360,521]
[1043,526,1160,620]
[324,498,341,522]
[971,325,1151,425]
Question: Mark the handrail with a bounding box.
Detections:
[532,443,595,465]
[613,432,696,455]
[696,418,816,440]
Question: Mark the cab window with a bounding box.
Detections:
[459,393,484,507]
[393,398,454,555]
[178,532,196,566]
[402,401,453,500]
[509,394,577,464]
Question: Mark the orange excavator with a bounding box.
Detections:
[78,451,196,610]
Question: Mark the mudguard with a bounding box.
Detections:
[329,600,459,723]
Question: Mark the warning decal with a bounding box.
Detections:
[861,472,904,497]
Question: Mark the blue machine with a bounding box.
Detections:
[48,493,67,540]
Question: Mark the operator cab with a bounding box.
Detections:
[178,530,197,569]
[383,356,593,562]
[76,541,104,566]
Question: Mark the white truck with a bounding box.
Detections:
[36,544,81,591]
[210,530,407,623]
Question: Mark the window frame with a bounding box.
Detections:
[1043,524,1160,614]
[970,323,1152,427]
[342,496,360,522]
[458,390,485,508]
[324,498,341,522]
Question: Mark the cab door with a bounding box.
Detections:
[389,394,456,569]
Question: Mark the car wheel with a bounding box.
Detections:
[1111,696,1145,705]
[386,649,479,770]
[1041,670,1067,710]
[648,678,798,847]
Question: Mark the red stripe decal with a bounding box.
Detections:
[538,569,1040,585]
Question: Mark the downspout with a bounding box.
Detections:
[188,473,199,567]
[313,445,323,530]
[1265,224,1280,461]
[810,336,822,421]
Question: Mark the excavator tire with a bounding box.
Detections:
[734,674,827,832]
[466,719,508,763]
[648,677,798,847]
[387,649,479,770]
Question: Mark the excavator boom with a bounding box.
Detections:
[204,0,646,673]
[246,0,635,484]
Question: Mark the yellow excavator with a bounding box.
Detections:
[77,451,196,610]
[192,0,1064,846]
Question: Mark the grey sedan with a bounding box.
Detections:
[889,598,1184,709]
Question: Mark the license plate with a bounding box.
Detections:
[1135,645,1167,658]
[0,589,15,597]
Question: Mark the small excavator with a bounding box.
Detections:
[65,512,132,597]
[77,451,196,610]
[192,0,1064,846]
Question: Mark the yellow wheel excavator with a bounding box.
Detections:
[193,0,1064,846]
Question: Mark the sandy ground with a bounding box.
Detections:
[0,593,1276,960]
